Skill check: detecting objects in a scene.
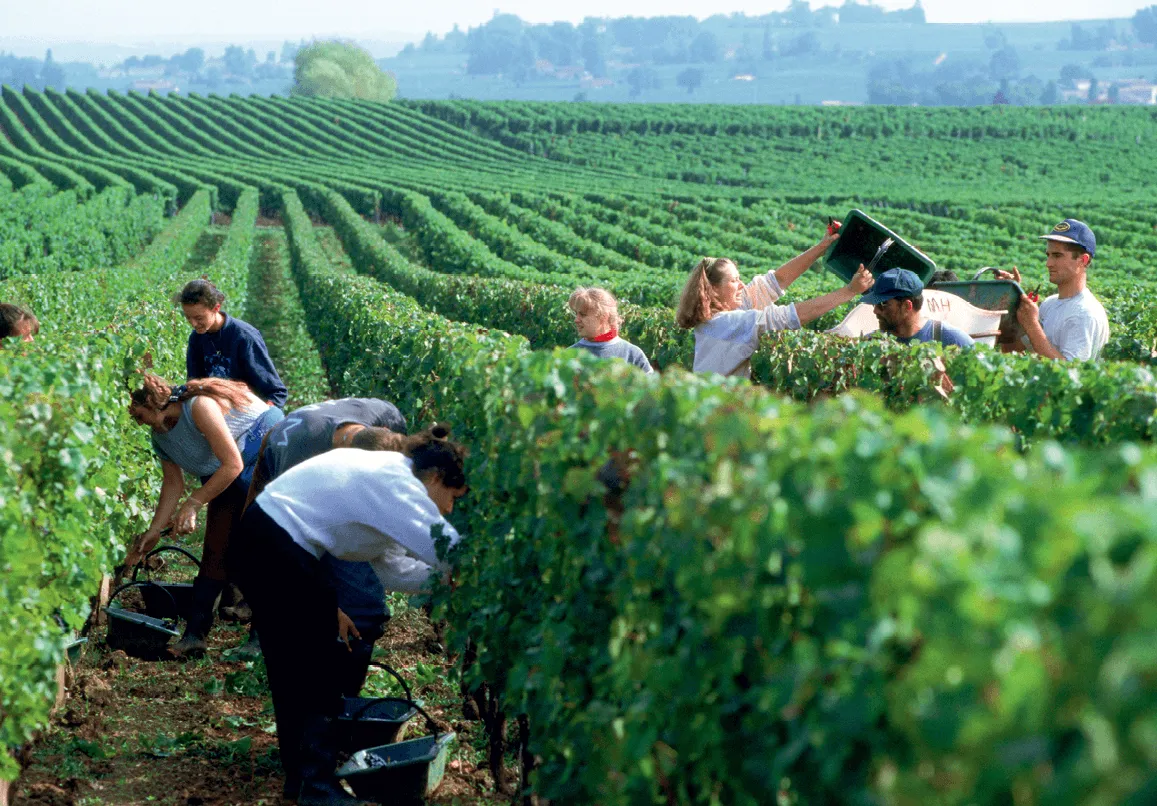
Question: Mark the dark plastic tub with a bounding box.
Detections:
[337,731,456,805]
[66,637,87,665]
[929,279,1025,343]
[825,209,937,284]
[335,697,421,753]
[132,545,200,621]
[103,581,181,660]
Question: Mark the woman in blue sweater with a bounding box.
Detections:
[174,279,288,408]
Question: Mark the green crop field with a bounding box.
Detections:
[2,90,1157,804]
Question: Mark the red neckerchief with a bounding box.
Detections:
[589,329,618,343]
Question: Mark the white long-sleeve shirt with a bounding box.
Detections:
[695,271,801,378]
[740,268,786,312]
[256,449,461,593]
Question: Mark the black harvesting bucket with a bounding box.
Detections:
[132,545,200,621]
[336,663,421,753]
[825,209,937,284]
[337,663,455,804]
[103,581,181,660]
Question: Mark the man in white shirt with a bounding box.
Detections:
[996,218,1110,361]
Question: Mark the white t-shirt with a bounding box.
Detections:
[1034,289,1110,361]
[256,449,461,593]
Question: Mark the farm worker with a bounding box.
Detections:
[994,219,1110,361]
[860,269,975,348]
[236,428,468,806]
[242,398,409,697]
[928,269,960,284]
[125,374,284,659]
[676,257,874,377]
[174,279,288,407]
[737,221,843,311]
[567,287,654,372]
[0,303,38,343]
[175,278,288,624]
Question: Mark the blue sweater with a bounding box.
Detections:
[186,314,288,407]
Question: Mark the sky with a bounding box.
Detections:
[1,0,1150,54]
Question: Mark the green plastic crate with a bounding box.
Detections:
[824,209,936,284]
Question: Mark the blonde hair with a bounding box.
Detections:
[675,257,736,329]
[567,287,622,329]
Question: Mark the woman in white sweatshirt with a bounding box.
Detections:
[676,256,874,378]
[236,427,468,806]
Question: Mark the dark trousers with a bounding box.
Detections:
[201,475,250,581]
[236,503,343,783]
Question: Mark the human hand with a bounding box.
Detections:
[125,528,162,568]
[821,219,842,247]
[173,496,204,535]
[1016,295,1040,329]
[993,266,1022,284]
[848,264,874,295]
[337,608,361,651]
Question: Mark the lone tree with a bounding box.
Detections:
[676,67,704,95]
[292,41,396,101]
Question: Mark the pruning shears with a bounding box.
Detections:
[826,216,842,237]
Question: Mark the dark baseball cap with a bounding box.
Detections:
[860,268,923,305]
[1040,219,1095,258]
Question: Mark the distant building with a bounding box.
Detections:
[131,79,179,93]
[1064,78,1157,105]
[580,76,614,89]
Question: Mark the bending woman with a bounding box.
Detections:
[237,428,467,806]
[126,374,284,658]
[676,257,874,378]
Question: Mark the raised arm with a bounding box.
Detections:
[772,227,841,291]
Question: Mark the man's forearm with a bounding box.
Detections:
[1024,324,1064,360]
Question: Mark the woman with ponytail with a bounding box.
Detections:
[236,425,468,805]
[126,374,284,658]
[676,255,874,378]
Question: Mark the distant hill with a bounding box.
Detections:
[379,5,1157,106]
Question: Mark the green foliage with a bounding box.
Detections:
[0,189,258,780]
[292,41,397,102]
[0,184,164,279]
[281,186,1157,805]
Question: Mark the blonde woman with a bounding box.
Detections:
[676,258,873,377]
[567,287,654,372]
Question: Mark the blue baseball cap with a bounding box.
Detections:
[1040,219,1096,258]
[860,268,924,305]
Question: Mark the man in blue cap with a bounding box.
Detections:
[861,268,974,348]
[995,219,1109,361]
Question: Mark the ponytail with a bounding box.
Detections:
[129,372,252,412]
[676,257,734,329]
[405,424,468,490]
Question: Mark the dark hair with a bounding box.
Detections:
[928,270,958,284]
[0,303,38,338]
[129,372,253,412]
[406,424,468,490]
[350,426,407,452]
[173,279,226,309]
[890,292,924,313]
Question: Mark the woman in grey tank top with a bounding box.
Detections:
[124,374,284,658]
